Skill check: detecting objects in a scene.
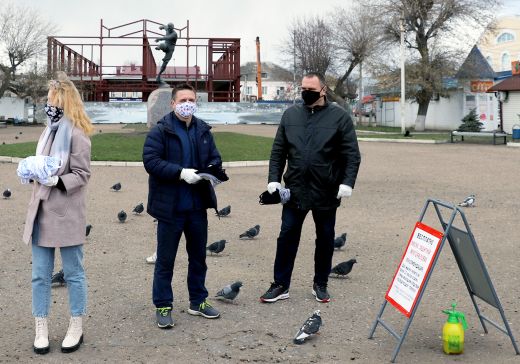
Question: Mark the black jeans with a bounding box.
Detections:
[273,205,337,288]
[153,210,208,307]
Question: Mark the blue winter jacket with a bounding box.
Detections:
[143,112,222,222]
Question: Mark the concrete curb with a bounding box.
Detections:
[0,156,268,168]
[507,142,520,148]
[358,138,449,144]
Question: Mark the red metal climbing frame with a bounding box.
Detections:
[47,19,240,102]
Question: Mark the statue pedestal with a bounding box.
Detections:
[147,87,172,128]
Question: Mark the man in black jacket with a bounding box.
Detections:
[260,72,361,303]
[143,83,223,328]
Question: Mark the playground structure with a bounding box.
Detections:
[46,19,240,102]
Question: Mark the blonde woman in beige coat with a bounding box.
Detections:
[23,71,93,355]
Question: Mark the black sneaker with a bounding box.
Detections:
[312,283,330,303]
[188,300,220,319]
[260,282,289,303]
[156,307,174,328]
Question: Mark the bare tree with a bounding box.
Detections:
[280,5,382,109]
[283,16,335,78]
[329,6,383,101]
[0,3,56,97]
[373,0,500,131]
[9,63,50,123]
[373,46,458,101]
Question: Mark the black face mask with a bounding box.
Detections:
[301,88,323,105]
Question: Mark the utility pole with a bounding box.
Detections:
[293,30,296,104]
[400,14,406,134]
[357,61,363,126]
[244,73,248,102]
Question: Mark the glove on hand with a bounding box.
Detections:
[336,184,353,199]
[180,168,202,184]
[267,182,282,194]
[39,175,59,187]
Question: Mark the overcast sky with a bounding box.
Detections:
[12,0,520,70]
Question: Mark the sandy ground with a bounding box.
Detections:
[1,128,520,363]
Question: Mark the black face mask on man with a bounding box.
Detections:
[301,87,324,105]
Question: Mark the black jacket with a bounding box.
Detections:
[143,112,222,222]
[268,101,361,210]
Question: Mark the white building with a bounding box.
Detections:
[478,15,520,73]
[488,75,520,134]
[0,92,28,121]
[240,62,296,102]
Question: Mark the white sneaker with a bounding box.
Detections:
[34,317,49,354]
[146,252,157,264]
[61,316,83,353]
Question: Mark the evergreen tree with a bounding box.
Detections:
[458,108,483,132]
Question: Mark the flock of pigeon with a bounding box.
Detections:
[109,182,357,344]
[2,183,477,344]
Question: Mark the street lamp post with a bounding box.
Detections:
[400,15,406,134]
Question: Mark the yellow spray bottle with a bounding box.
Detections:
[442,302,468,354]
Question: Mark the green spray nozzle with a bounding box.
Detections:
[442,302,468,330]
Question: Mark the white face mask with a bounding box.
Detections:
[175,101,197,118]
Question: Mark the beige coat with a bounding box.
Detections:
[23,126,91,247]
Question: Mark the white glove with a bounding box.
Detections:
[267,182,282,194]
[180,168,202,184]
[336,184,352,199]
[39,175,59,187]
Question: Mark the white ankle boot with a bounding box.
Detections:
[61,316,83,353]
[34,317,50,354]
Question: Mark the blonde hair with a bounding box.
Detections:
[48,71,93,135]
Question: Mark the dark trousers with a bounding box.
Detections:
[274,205,337,288]
[153,210,208,307]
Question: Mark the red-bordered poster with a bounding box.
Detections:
[385,222,444,317]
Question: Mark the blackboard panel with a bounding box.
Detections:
[445,224,499,308]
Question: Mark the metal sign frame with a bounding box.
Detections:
[368,198,519,362]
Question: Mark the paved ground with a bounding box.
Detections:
[0,126,520,363]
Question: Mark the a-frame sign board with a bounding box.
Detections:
[368,199,519,362]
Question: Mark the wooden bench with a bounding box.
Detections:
[451,131,508,145]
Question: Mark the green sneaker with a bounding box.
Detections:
[187,300,220,319]
[156,307,174,329]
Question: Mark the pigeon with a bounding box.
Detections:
[216,281,242,301]
[293,310,322,345]
[458,194,475,207]
[207,239,226,255]
[330,259,357,277]
[216,205,231,217]
[239,225,260,239]
[3,188,11,199]
[51,269,66,287]
[132,202,144,214]
[334,233,347,250]
[14,136,18,139]
[85,224,92,237]
[110,182,122,192]
[19,131,22,135]
[117,210,127,223]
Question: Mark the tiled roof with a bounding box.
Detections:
[488,75,520,91]
[456,45,496,80]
